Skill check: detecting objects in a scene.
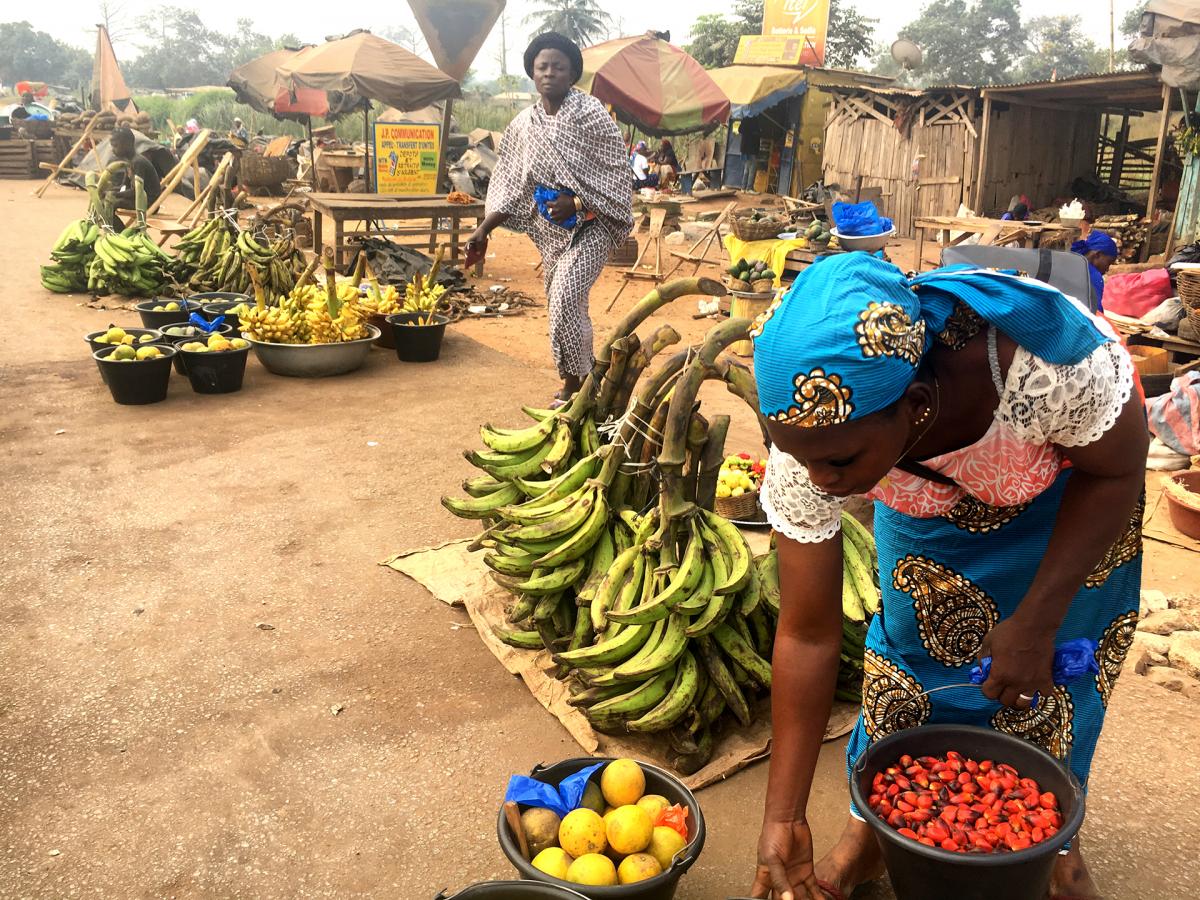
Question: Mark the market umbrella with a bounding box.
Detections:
[707,65,809,120]
[578,35,729,137]
[275,30,461,112]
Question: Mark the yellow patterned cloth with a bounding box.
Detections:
[722,234,808,288]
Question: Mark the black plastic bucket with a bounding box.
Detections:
[164,325,234,374]
[435,883,589,899]
[135,299,201,329]
[190,291,248,310]
[93,345,175,405]
[173,340,249,394]
[497,757,705,900]
[849,725,1085,900]
[387,312,448,362]
[201,301,248,334]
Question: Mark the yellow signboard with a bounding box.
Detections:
[762,0,830,66]
[733,35,805,67]
[374,122,441,195]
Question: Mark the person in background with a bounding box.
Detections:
[1072,230,1119,313]
[739,117,761,192]
[231,117,249,143]
[109,126,162,214]
[631,141,655,190]
[653,138,679,190]
[1000,201,1030,221]
[466,31,633,406]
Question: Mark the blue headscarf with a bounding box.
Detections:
[751,253,1113,427]
[1071,230,1118,311]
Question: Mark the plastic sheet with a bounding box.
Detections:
[534,185,578,230]
[503,762,605,817]
[831,200,893,237]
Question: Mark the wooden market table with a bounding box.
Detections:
[912,216,1081,272]
[317,149,367,193]
[306,193,486,272]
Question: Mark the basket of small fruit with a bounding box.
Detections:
[731,209,786,242]
[725,258,775,294]
[173,333,252,394]
[92,342,176,405]
[85,325,163,354]
[715,453,766,522]
[498,757,704,897]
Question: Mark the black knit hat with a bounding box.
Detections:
[523,32,584,82]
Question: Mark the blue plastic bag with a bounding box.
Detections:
[969,638,1100,709]
[832,200,893,237]
[534,185,579,230]
[188,311,225,333]
[503,762,605,818]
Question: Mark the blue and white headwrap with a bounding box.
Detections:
[751,253,1113,427]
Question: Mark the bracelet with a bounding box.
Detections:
[573,196,584,213]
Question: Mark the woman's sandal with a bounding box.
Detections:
[816,879,848,900]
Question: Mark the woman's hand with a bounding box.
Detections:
[979,613,1056,709]
[465,226,489,253]
[547,193,577,225]
[750,818,826,900]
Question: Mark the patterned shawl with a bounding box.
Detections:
[486,89,633,250]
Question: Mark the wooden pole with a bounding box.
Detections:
[362,103,371,192]
[1142,84,1173,262]
[1110,111,1130,187]
[146,129,210,217]
[435,98,455,193]
[34,115,98,198]
[307,117,317,188]
[973,95,993,212]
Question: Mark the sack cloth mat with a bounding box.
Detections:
[381,535,859,791]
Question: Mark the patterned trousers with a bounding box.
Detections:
[540,224,612,380]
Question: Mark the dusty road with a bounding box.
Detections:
[1,182,1198,898]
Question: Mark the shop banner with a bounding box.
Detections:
[762,0,830,66]
[373,122,441,195]
[733,35,806,67]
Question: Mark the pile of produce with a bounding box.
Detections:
[804,218,837,246]
[40,218,100,293]
[236,253,368,345]
[106,344,165,362]
[867,751,1065,853]
[716,452,765,501]
[173,216,304,296]
[89,227,172,296]
[178,334,249,354]
[726,257,775,292]
[521,759,690,886]
[442,278,880,772]
[92,326,158,347]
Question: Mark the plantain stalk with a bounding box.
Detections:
[695,414,731,511]
[684,412,709,504]
[322,250,341,318]
[597,334,637,418]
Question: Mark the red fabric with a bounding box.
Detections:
[1102,269,1173,318]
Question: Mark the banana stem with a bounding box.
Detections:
[297,254,321,288]
[713,356,771,447]
[248,264,266,309]
[323,251,341,318]
[659,317,755,524]
[597,334,636,419]
[592,276,726,385]
[695,414,731,511]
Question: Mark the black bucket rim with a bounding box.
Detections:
[134,298,201,314]
[93,344,177,363]
[435,882,591,899]
[93,344,176,404]
[386,312,449,362]
[849,724,1086,868]
[85,326,164,351]
[496,756,706,896]
[160,321,234,341]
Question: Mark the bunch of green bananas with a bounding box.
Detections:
[170,216,224,280]
[184,221,234,292]
[233,231,301,297]
[87,227,171,296]
[840,511,880,622]
[41,218,100,293]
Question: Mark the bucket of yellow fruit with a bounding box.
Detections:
[497,757,705,898]
[173,333,252,394]
[714,453,766,523]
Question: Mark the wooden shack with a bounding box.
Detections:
[821,71,1182,248]
[822,85,979,237]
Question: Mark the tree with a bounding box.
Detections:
[1122,1,1150,38]
[0,21,92,87]
[685,0,874,70]
[685,14,746,69]
[826,1,878,69]
[898,0,1025,85]
[523,0,611,47]
[1016,15,1099,81]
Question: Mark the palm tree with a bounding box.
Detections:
[524,0,612,47]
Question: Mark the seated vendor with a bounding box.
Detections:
[109,126,163,214]
[631,142,657,190]
[1072,230,1118,313]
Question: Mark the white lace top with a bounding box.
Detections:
[761,325,1136,543]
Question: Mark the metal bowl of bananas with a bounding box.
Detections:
[242,324,381,378]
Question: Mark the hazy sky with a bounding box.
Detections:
[23,0,1144,80]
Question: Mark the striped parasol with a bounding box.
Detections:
[579,35,730,137]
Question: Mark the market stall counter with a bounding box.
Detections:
[307,192,485,272]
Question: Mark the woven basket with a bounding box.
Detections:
[240,152,297,189]
[727,277,753,292]
[751,278,774,293]
[732,215,785,242]
[1178,270,1200,309]
[716,487,764,522]
[1187,304,1200,334]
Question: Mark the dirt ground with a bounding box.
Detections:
[1,181,1199,899]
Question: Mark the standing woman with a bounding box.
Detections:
[467,32,633,404]
[747,253,1147,900]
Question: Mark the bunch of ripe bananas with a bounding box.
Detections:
[237,252,368,345]
[41,218,100,293]
[86,227,172,296]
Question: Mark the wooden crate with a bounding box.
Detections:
[0,141,34,179]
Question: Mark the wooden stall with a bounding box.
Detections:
[822,85,980,238]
